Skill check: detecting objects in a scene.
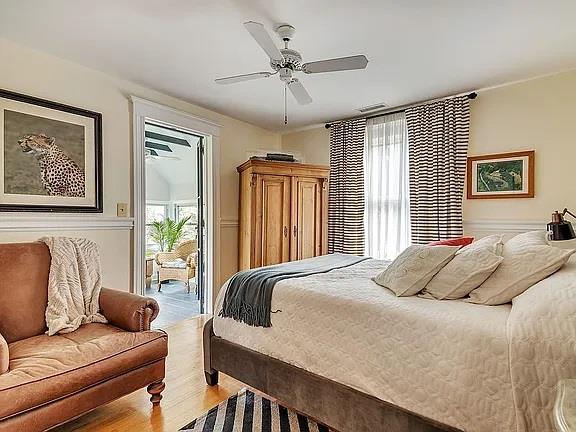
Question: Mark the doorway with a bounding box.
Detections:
[132,97,221,320]
[143,122,206,327]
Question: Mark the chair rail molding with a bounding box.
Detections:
[0,215,134,232]
[220,218,239,228]
[463,219,545,234]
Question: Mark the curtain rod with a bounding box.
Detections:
[324,92,477,129]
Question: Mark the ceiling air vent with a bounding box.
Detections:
[357,102,388,113]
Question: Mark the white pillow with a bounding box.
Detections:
[373,245,460,296]
[421,247,503,300]
[467,231,575,305]
[457,234,504,256]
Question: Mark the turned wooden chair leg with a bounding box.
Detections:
[147,380,165,405]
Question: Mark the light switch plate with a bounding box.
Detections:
[117,202,128,217]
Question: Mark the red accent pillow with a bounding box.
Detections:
[429,237,474,247]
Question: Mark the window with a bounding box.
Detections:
[364,112,410,260]
[176,204,198,240]
[145,204,167,254]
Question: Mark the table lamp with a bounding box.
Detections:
[548,208,576,241]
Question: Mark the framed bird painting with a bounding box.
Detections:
[0,89,102,212]
[467,150,535,199]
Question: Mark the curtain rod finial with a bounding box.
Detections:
[325,123,331,129]
[468,92,477,100]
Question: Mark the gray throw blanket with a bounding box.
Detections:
[219,253,368,327]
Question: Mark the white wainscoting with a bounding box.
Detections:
[463,219,545,237]
[219,219,544,236]
[0,215,134,232]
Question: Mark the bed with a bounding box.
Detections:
[204,256,576,432]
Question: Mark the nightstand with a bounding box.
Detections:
[555,379,576,432]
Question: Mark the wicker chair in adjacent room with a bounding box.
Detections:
[155,239,197,293]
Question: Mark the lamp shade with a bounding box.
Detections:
[548,211,576,241]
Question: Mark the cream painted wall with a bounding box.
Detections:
[281,70,576,228]
[0,38,280,291]
[0,230,131,290]
[464,70,576,224]
[281,127,330,166]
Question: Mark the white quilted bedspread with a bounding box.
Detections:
[214,257,576,431]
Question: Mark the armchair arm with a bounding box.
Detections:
[156,251,178,266]
[186,252,197,269]
[99,288,160,332]
[0,332,8,374]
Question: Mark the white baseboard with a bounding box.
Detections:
[0,214,134,232]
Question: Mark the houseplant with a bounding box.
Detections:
[150,216,191,252]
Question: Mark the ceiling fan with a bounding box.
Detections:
[215,21,369,123]
[145,149,181,161]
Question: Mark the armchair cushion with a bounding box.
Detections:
[0,324,167,421]
[161,259,187,269]
[99,288,159,332]
[0,334,7,375]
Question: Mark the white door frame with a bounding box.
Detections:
[131,96,221,313]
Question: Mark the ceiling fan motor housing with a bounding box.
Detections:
[271,48,303,72]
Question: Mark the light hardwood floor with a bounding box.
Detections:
[54,315,242,432]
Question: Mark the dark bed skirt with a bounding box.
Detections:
[203,318,461,432]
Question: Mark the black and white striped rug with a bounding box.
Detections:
[180,389,335,432]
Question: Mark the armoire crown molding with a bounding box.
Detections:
[0,214,134,232]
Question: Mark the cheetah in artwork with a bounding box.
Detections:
[17,133,85,197]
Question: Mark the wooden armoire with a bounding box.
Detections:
[237,159,330,270]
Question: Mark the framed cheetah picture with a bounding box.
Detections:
[0,89,102,212]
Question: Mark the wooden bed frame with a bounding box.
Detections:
[203,318,461,432]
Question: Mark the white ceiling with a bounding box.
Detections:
[1,0,575,131]
[145,123,198,192]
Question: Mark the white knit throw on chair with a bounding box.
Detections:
[40,237,107,335]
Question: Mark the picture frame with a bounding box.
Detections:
[0,89,102,212]
[467,150,534,199]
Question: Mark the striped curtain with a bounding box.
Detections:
[405,96,470,244]
[328,118,366,255]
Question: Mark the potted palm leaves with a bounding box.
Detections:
[149,216,191,252]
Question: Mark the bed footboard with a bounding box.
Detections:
[202,318,461,432]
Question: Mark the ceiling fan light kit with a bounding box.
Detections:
[215,21,369,125]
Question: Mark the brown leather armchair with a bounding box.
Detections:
[0,242,168,431]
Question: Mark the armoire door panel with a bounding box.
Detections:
[292,177,323,260]
[256,174,291,267]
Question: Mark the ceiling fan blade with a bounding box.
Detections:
[243,21,284,62]
[302,55,369,74]
[215,71,272,85]
[287,79,313,105]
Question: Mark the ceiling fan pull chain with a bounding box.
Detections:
[284,83,288,125]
